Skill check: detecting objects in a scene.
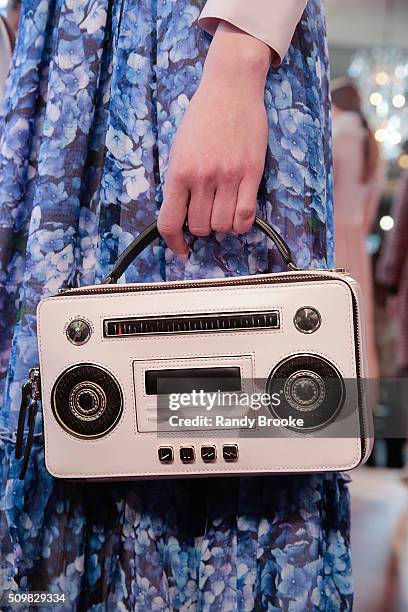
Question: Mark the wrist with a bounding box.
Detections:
[203,21,271,88]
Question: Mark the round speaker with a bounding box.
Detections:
[266,354,345,431]
[51,364,123,438]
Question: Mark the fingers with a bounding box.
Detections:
[233,171,259,234]
[187,178,216,236]
[188,167,241,235]
[210,178,239,233]
[158,163,261,254]
[157,173,190,255]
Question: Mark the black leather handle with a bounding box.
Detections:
[104,217,297,284]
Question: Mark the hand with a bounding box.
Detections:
[157,22,272,254]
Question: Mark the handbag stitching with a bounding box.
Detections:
[38,278,362,475]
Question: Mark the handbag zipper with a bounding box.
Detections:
[57,269,347,297]
[16,367,41,479]
[55,269,367,457]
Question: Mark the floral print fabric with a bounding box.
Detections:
[0,0,351,610]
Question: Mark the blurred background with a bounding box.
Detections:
[1,1,408,611]
[327,1,408,611]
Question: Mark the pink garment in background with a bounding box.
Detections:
[377,171,408,371]
[333,111,383,379]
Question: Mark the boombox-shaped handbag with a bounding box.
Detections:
[15,217,373,480]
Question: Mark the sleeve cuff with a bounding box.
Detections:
[198,0,307,66]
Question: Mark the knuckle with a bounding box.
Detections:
[167,165,191,186]
[237,206,256,221]
[229,164,244,180]
[171,169,190,185]
[218,163,241,181]
[195,167,217,186]
[233,207,256,233]
[244,159,261,178]
[157,219,177,238]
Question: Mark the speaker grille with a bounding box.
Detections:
[267,354,345,431]
[51,364,123,438]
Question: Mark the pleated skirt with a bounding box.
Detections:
[0,1,352,609]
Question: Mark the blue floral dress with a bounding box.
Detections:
[0,0,353,610]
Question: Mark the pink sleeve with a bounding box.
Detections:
[198,0,308,66]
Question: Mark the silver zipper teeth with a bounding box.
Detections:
[58,271,346,297]
[56,270,367,454]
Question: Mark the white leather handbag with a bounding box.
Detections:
[15,218,373,480]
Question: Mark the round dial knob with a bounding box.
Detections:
[294,307,321,334]
[66,319,91,345]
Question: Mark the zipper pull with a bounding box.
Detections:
[314,268,348,274]
[29,367,41,400]
[16,368,41,479]
[15,378,32,459]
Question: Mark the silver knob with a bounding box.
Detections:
[294,307,321,334]
[66,319,91,345]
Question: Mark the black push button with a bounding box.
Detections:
[180,446,195,463]
[223,444,239,462]
[201,445,217,463]
[158,447,174,464]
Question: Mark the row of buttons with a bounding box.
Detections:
[158,444,239,464]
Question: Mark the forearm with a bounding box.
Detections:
[158,24,270,253]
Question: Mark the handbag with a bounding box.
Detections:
[15,217,373,480]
